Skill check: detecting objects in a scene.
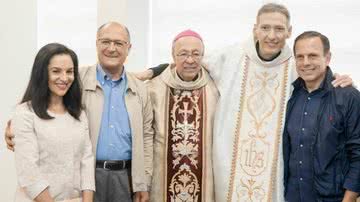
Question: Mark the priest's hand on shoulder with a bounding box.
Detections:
[332,73,353,88]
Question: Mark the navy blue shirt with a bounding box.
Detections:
[285,83,326,202]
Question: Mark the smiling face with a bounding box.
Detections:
[295,37,331,91]
[172,36,204,81]
[48,54,74,100]
[254,12,292,60]
[96,23,131,73]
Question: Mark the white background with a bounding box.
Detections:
[1,0,359,201]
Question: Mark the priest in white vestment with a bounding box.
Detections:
[207,4,296,202]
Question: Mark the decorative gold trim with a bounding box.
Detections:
[202,88,207,202]
[163,87,170,202]
[227,55,250,202]
[267,61,289,202]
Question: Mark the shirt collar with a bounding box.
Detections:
[255,41,281,62]
[96,64,126,85]
[292,66,333,94]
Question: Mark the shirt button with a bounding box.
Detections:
[300,144,304,148]
[111,106,114,109]
[110,125,114,128]
[299,161,302,164]
[304,112,308,115]
[300,178,303,181]
[307,97,311,100]
[302,128,305,131]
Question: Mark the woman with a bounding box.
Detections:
[12,43,95,202]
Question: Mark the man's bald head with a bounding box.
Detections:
[97,22,131,43]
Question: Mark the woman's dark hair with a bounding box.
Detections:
[21,43,82,120]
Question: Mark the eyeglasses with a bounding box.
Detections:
[98,39,129,48]
[175,52,203,61]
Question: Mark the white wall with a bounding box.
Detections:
[287,0,360,83]
[126,0,150,70]
[0,0,37,200]
[38,0,97,68]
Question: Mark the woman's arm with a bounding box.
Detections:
[13,105,51,200]
[34,188,54,202]
[82,190,94,202]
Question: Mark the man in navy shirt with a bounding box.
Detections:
[283,31,360,202]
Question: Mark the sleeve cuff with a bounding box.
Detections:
[150,63,169,78]
[343,178,360,194]
[24,179,49,199]
[81,183,95,192]
[132,183,149,192]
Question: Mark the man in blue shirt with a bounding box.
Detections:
[95,63,132,163]
[80,22,153,202]
[4,22,154,202]
[283,31,360,202]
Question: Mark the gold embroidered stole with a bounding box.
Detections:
[165,87,206,202]
[227,56,289,202]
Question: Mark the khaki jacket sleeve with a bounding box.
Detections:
[80,113,95,191]
[142,88,154,190]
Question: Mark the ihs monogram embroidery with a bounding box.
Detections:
[227,56,289,202]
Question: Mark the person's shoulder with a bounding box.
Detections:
[79,64,96,77]
[14,102,33,114]
[334,85,359,95]
[79,64,93,72]
[13,102,35,124]
[147,74,163,85]
[126,72,145,86]
[333,86,360,105]
[126,72,149,95]
[206,75,220,97]
[145,75,163,94]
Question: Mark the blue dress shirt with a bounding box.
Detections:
[96,65,132,160]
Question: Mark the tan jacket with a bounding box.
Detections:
[79,65,154,192]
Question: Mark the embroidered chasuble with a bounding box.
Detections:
[147,65,218,202]
[207,37,297,202]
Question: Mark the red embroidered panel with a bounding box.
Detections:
[166,87,205,202]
